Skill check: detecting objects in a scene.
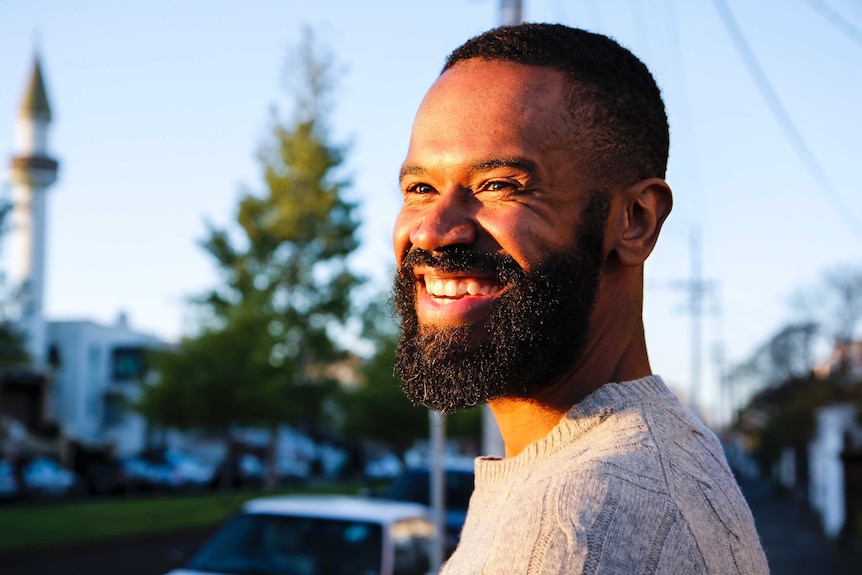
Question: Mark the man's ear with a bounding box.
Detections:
[607,178,673,267]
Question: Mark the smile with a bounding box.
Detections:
[423,276,501,298]
[413,270,503,325]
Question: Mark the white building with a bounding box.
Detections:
[48,314,165,456]
[8,54,58,368]
[808,404,858,539]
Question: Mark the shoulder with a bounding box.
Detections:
[557,386,753,535]
[557,377,732,490]
[528,458,767,574]
[541,397,768,573]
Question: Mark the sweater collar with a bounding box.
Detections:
[473,375,673,483]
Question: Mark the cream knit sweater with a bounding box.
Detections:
[440,376,769,574]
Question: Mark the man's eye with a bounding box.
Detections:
[406,183,434,194]
[482,180,517,192]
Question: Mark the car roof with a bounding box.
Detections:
[242,494,431,525]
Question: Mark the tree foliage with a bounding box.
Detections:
[336,298,426,456]
[728,322,819,389]
[138,30,359,443]
[0,200,29,369]
[791,264,862,344]
[734,375,862,468]
[730,263,862,470]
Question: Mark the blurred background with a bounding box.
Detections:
[0,1,860,574]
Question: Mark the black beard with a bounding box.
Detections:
[393,193,609,414]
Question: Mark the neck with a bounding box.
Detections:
[488,268,651,457]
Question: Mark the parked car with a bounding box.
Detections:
[365,453,405,480]
[276,454,310,486]
[22,456,79,498]
[165,495,436,575]
[78,460,125,495]
[163,449,215,488]
[122,448,215,492]
[210,453,266,490]
[0,459,19,500]
[382,464,474,556]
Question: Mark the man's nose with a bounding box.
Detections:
[409,192,477,252]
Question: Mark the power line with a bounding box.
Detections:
[713,0,862,243]
[807,0,862,49]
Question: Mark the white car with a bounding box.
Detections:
[165,495,437,575]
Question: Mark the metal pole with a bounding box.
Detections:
[429,410,446,570]
[500,0,523,25]
[690,226,702,417]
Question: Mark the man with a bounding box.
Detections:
[392,23,768,574]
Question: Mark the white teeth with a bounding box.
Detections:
[424,277,499,297]
[466,279,489,295]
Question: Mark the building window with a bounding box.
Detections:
[110,347,146,381]
[48,344,61,367]
[87,345,102,419]
[103,392,126,427]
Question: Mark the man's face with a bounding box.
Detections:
[392,60,609,413]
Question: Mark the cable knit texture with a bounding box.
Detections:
[439,376,769,574]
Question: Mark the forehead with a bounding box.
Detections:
[407,60,572,161]
[424,59,568,111]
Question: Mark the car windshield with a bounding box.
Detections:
[186,513,383,575]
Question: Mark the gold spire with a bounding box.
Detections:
[19,56,52,121]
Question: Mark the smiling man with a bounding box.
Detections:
[392,24,768,574]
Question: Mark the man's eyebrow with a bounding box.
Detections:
[471,158,537,174]
[399,158,537,182]
[399,164,425,182]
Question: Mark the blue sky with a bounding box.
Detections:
[1,0,860,423]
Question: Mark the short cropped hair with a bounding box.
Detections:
[444,23,669,189]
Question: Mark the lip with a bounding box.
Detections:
[413,268,502,326]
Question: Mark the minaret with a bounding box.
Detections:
[8,54,59,367]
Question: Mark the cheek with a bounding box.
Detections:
[392,210,414,265]
[480,216,562,272]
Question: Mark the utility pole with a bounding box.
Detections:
[690,226,704,415]
[500,0,522,25]
[429,410,446,572]
[674,225,716,418]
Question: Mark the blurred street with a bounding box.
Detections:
[0,525,214,575]
[0,476,859,575]
[739,476,860,575]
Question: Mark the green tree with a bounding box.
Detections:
[0,199,29,368]
[792,265,862,345]
[0,198,33,445]
[138,30,360,488]
[730,264,862,474]
[338,298,427,458]
[734,374,862,471]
